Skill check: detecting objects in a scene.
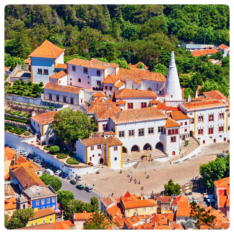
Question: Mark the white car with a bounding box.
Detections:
[55,170,62,175]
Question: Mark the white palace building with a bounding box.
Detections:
[26,40,230,169]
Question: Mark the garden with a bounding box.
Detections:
[66,158,79,165]
[5,124,31,136]
[43,145,72,157]
[6,80,44,98]
[6,109,31,118]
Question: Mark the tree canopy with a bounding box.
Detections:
[40,173,62,191]
[57,190,75,209]
[164,179,181,196]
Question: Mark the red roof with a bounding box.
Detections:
[5,147,16,160]
[74,211,94,220]
[115,88,157,99]
[172,194,188,207]
[31,111,57,125]
[219,44,229,50]
[191,49,218,57]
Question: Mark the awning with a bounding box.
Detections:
[207,199,215,202]
[205,195,213,199]
[13,179,18,185]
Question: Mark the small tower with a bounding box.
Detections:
[164,51,183,107]
[16,195,28,210]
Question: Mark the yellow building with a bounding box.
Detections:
[27,208,56,227]
[5,197,17,217]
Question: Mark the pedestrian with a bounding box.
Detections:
[139,180,140,184]
[145,171,146,175]
[130,179,131,182]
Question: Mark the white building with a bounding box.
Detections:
[218,44,230,58]
[31,111,57,144]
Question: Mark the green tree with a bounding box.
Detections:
[190,201,216,229]
[50,108,96,146]
[84,210,110,230]
[179,73,193,88]
[49,145,60,154]
[40,173,62,191]
[222,56,229,67]
[200,157,227,188]
[198,80,218,95]
[111,59,130,69]
[5,208,34,229]
[224,154,230,177]
[164,179,181,196]
[57,190,74,209]
[189,72,203,92]
[184,88,194,100]
[90,197,99,211]
[152,63,168,76]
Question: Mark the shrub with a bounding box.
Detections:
[50,145,60,154]
[14,80,20,84]
[24,132,30,136]
[5,116,29,124]
[43,146,51,150]
[28,81,32,86]
[88,162,93,166]
[57,153,67,159]
[12,111,21,115]
[66,158,79,165]
[39,81,44,87]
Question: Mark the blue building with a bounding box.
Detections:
[29,40,65,84]
[23,185,57,210]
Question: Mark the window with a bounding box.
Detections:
[38,69,42,74]
[208,127,213,135]
[171,95,173,98]
[105,86,108,90]
[36,201,39,206]
[198,129,203,135]
[92,155,95,157]
[98,145,101,149]
[175,129,178,134]
[78,78,81,82]
[70,78,72,81]
[141,102,147,108]
[84,68,88,74]
[41,200,45,205]
[47,205,50,208]
[103,124,107,131]
[91,146,94,151]
[171,137,176,142]
[35,223,38,225]
[185,122,187,125]
[180,122,183,126]
[97,70,101,76]
[42,206,45,209]
[150,207,153,211]
[219,126,224,132]
[44,69,48,75]
[128,103,133,109]
[184,129,187,132]
[219,113,224,119]
[171,129,175,135]
[135,209,138,212]
[110,86,112,91]
[50,218,53,222]
[98,154,101,156]
[158,127,163,133]
[143,208,146,211]
[37,172,39,175]
[228,126,230,130]
[52,198,55,203]
[148,128,154,134]
[31,224,33,226]
[129,130,134,137]
[72,66,76,71]
[138,129,144,137]
[190,118,194,124]
[114,146,118,151]
[114,157,117,161]
[47,199,50,203]
[198,116,203,122]
[177,217,180,220]
[97,81,101,87]
[209,115,214,122]
[119,131,125,138]
[126,210,129,213]
[168,129,171,135]
[43,220,46,224]
[90,157,92,161]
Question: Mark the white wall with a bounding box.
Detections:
[87,144,104,165]
[165,129,180,156]
[56,52,64,64]
[103,83,114,97]
[109,145,121,169]
[58,76,67,86]
[76,141,87,163]
[31,119,43,135]
[142,80,164,94]
[50,78,57,85]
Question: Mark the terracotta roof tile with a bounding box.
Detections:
[4,67,11,72]
[24,58,31,64]
[164,117,180,128]
[103,131,115,135]
[16,223,71,230]
[55,63,67,69]
[197,85,202,94]
[172,195,188,206]
[29,40,64,59]
[214,177,229,188]
[102,75,121,84]
[87,100,117,113]
[5,197,17,210]
[95,106,121,120]
[218,44,229,50]
[115,88,157,99]
[31,111,57,125]
[67,58,118,70]
[15,155,29,165]
[105,136,122,146]
[30,208,56,220]
[115,81,125,88]
[191,49,218,57]
[49,70,67,79]
[170,111,190,120]
[54,222,71,230]
[123,199,157,209]
[204,90,228,100]
[129,62,148,70]
[150,99,158,104]
[156,196,172,203]
[170,223,184,230]
[116,100,126,105]
[74,211,94,220]
[100,196,118,208]
[93,92,105,97]
[5,147,16,160]
[106,204,124,219]
[80,137,106,147]
[111,107,166,124]
[44,83,81,94]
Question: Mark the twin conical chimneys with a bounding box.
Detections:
[164,51,183,102]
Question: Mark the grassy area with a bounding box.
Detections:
[5,124,30,136]
[6,109,31,118]
[5,116,29,124]
[66,158,79,165]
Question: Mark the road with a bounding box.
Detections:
[35,162,103,204]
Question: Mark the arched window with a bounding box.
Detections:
[78,78,81,82]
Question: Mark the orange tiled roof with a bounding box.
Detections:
[164,117,180,128]
[49,70,67,79]
[16,222,71,230]
[95,106,121,120]
[24,58,31,64]
[181,99,227,111]
[5,197,17,211]
[176,207,191,217]
[44,83,81,94]
[106,204,124,220]
[197,85,202,94]
[31,111,57,126]
[29,40,64,59]
[87,100,117,113]
[103,68,166,85]
[204,90,228,100]
[54,222,71,230]
[116,100,126,105]
[153,225,172,230]
[105,136,122,146]
[80,137,106,147]
[55,63,67,69]
[4,173,10,181]
[74,211,94,220]
[150,99,158,104]
[67,58,118,70]
[93,92,105,97]
[191,49,218,57]
[218,44,229,50]
[30,208,55,220]
[129,62,148,70]
[15,155,29,165]
[172,195,188,206]
[5,147,16,160]
[214,177,230,188]
[170,223,184,230]
[123,199,157,209]
[157,196,172,203]
[103,131,115,135]
[115,81,125,88]
[13,163,46,188]
[115,88,157,99]
[111,107,166,124]
[4,67,11,72]
[170,111,190,120]
[100,196,118,208]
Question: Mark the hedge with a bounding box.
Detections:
[5,116,29,124]
[5,125,28,136]
[66,158,79,165]
[24,132,30,136]
[57,153,67,159]
[43,146,51,150]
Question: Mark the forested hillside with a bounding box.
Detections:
[4,5,230,97]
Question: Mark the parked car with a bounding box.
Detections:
[59,172,64,177]
[76,185,84,190]
[85,186,93,193]
[75,175,82,181]
[67,175,74,180]
[185,193,189,196]
[44,169,54,176]
[70,180,77,185]
[62,173,68,178]
[55,170,62,175]
[217,154,224,158]
[22,152,29,157]
[189,192,192,195]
